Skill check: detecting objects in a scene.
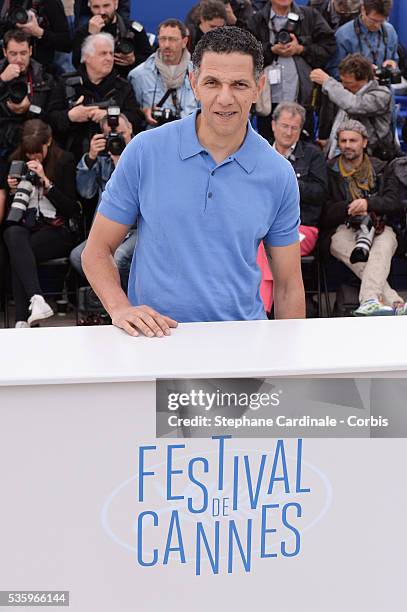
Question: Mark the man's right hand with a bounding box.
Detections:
[110,304,178,337]
[68,95,98,122]
[89,133,107,160]
[88,15,105,34]
[143,107,159,126]
[0,63,21,82]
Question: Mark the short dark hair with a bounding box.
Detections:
[339,53,374,81]
[192,26,264,82]
[3,29,31,49]
[199,1,228,23]
[362,0,392,16]
[158,18,188,39]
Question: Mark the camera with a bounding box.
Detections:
[6,81,28,105]
[151,107,179,125]
[61,72,84,108]
[115,38,134,55]
[103,106,126,156]
[6,161,41,224]
[375,64,402,87]
[346,214,376,263]
[276,12,301,45]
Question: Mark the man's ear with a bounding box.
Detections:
[189,70,200,101]
[253,72,266,102]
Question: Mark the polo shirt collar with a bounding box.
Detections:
[179,110,259,173]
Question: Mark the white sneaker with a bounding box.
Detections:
[15,321,30,329]
[27,295,54,326]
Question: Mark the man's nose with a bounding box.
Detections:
[217,84,234,105]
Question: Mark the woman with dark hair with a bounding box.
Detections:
[3,119,78,328]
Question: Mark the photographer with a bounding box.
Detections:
[320,119,405,316]
[70,112,136,290]
[328,0,399,80]
[0,0,72,72]
[74,0,130,28]
[2,119,79,328]
[189,2,227,51]
[72,0,152,77]
[185,0,254,39]
[308,0,360,31]
[249,0,336,140]
[47,32,142,161]
[128,19,198,128]
[311,53,395,160]
[0,29,53,157]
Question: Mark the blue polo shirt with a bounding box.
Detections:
[98,111,300,323]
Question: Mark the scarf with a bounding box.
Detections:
[154,48,191,91]
[339,153,375,201]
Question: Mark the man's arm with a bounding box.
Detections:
[82,212,177,337]
[266,242,305,319]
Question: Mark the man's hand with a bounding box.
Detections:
[7,176,18,192]
[89,133,107,160]
[224,2,237,25]
[88,15,105,34]
[114,51,136,66]
[310,68,330,86]
[68,95,98,122]
[348,198,368,216]
[6,95,30,115]
[272,34,304,57]
[16,11,44,38]
[88,107,107,123]
[143,107,159,126]
[0,63,21,82]
[111,304,178,337]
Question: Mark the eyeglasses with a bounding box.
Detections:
[158,36,183,43]
[364,14,386,26]
[276,123,301,132]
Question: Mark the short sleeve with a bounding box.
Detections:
[264,162,300,247]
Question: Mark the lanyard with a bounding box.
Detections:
[354,17,388,65]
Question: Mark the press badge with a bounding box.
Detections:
[268,65,282,85]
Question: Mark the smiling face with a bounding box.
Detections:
[189,51,264,142]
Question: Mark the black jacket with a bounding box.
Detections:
[47,64,143,161]
[0,58,54,157]
[74,0,130,28]
[185,1,254,38]
[307,0,357,30]
[320,156,403,257]
[289,139,328,227]
[72,14,152,77]
[249,1,336,109]
[0,0,71,69]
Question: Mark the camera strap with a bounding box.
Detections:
[353,17,388,65]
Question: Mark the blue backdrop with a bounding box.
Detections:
[131,0,406,47]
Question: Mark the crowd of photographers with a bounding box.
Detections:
[0,0,407,326]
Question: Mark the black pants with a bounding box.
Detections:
[3,224,74,321]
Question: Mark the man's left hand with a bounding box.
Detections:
[348,198,368,216]
[16,11,44,38]
[114,52,136,66]
[6,95,30,115]
[276,34,304,57]
[310,68,330,85]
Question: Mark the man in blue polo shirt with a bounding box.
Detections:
[82,26,305,337]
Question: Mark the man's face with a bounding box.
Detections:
[4,40,32,74]
[361,5,387,32]
[333,0,359,17]
[88,0,118,24]
[340,71,368,93]
[338,130,367,160]
[158,26,188,66]
[200,17,226,33]
[85,39,114,77]
[102,116,132,145]
[190,51,265,140]
[272,110,302,149]
[271,0,292,14]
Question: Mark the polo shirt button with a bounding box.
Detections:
[208,192,213,198]
[211,171,215,176]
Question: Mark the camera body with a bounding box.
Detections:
[115,38,134,55]
[103,106,126,156]
[346,213,376,263]
[151,107,179,125]
[7,160,41,224]
[375,64,402,87]
[276,12,301,45]
[6,81,28,105]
